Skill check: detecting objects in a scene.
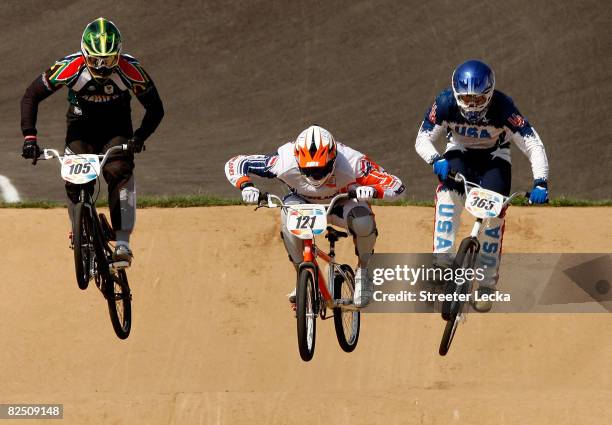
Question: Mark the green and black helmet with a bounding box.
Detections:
[81,17,122,79]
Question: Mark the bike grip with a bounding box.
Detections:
[347,188,357,199]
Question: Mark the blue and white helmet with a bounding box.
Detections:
[451,60,495,123]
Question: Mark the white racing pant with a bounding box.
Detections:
[433,186,505,289]
[280,194,377,268]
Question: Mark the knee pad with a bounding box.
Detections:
[102,158,133,183]
[346,206,377,237]
[347,206,377,265]
[115,176,136,232]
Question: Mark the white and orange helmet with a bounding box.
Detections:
[294,125,337,187]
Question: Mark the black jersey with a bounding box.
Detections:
[21,52,164,142]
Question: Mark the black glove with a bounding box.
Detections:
[22,136,41,159]
[128,135,145,153]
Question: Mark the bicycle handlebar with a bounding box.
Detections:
[447,170,529,207]
[257,190,356,215]
[34,144,129,168]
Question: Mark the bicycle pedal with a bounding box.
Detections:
[110,261,130,270]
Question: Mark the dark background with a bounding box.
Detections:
[1,0,610,201]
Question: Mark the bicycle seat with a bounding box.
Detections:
[325,226,348,241]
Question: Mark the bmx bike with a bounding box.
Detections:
[438,171,525,356]
[256,191,361,362]
[34,145,132,339]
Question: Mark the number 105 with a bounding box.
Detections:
[69,163,92,175]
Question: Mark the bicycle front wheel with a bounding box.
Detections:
[296,267,317,362]
[106,269,132,340]
[439,315,460,356]
[73,202,94,290]
[333,265,360,353]
[441,237,479,321]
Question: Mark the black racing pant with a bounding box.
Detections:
[442,149,512,196]
[65,134,135,232]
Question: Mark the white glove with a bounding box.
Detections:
[241,186,260,204]
[355,186,376,201]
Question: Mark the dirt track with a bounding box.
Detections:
[1,206,611,424]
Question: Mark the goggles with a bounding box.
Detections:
[457,93,488,108]
[85,54,119,70]
[301,161,335,181]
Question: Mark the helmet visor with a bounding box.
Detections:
[85,54,119,70]
[457,94,488,108]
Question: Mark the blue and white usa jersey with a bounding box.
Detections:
[415,89,549,180]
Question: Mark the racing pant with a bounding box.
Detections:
[65,136,136,244]
[280,194,377,268]
[433,149,511,289]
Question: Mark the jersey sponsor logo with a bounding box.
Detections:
[104,85,114,94]
[41,74,53,91]
[324,176,336,187]
[508,113,525,128]
[359,158,373,177]
[226,157,237,176]
[454,126,492,139]
[266,156,278,168]
[428,102,437,123]
[80,93,121,103]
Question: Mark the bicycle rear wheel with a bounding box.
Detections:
[106,269,132,339]
[73,202,93,290]
[296,267,317,361]
[333,265,360,353]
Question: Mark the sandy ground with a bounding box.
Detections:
[1,206,611,424]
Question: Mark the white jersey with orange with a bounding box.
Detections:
[225,142,405,202]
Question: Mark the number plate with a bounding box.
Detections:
[286,204,327,239]
[465,188,504,218]
[61,155,101,184]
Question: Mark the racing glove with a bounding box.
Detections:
[529,179,549,204]
[433,158,450,181]
[128,135,145,153]
[241,186,260,204]
[22,136,41,159]
[355,186,376,201]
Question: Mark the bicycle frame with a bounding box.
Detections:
[261,192,357,310]
[37,144,129,271]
